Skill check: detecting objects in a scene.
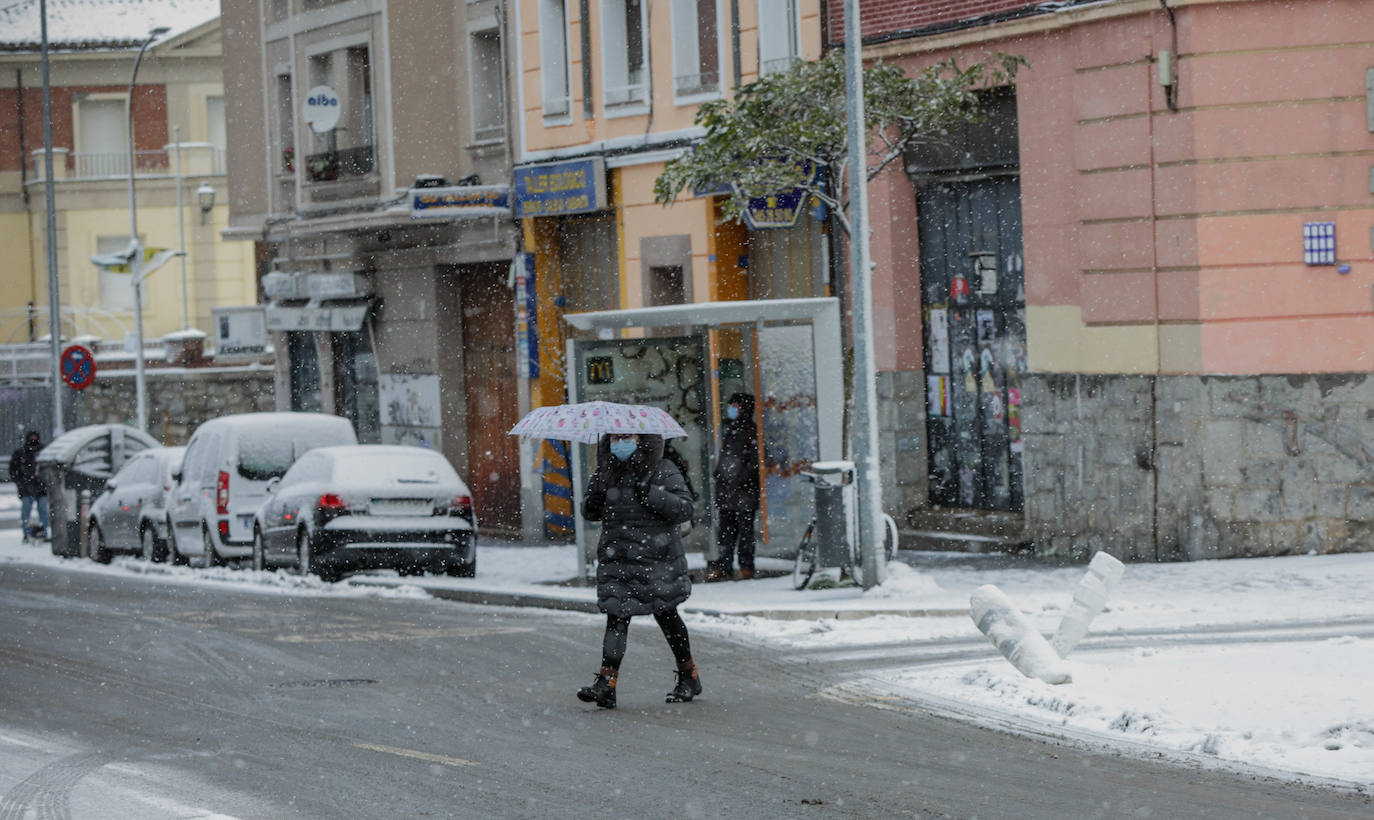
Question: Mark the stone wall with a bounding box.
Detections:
[1022,373,1374,562]
[73,365,277,445]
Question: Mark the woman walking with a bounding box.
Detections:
[577,432,701,709]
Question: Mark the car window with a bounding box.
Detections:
[180,437,205,484]
[197,432,223,484]
[116,454,153,484]
[280,452,329,488]
[237,420,354,481]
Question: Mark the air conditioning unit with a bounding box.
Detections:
[307,272,373,300]
[262,271,308,300]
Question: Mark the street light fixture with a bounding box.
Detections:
[126,25,169,433]
[196,181,216,224]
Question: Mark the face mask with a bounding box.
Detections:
[726,405,740,420]
[609,438,638,461]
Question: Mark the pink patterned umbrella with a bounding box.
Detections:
[508,401,688,443]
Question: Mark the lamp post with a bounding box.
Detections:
[196,181,216,224]
[127,25,169,433]
[40,0,62,436]
[173,125,188,329]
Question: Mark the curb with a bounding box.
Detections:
[370,581,967,621]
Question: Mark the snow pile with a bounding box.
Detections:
[860,560,944,599]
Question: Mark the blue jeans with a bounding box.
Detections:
[20,495,49,536]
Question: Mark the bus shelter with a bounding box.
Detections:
[564,298,843,577]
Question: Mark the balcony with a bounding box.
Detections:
[29,144,227,182]
[304,145,375,183]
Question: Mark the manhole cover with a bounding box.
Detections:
[271,678,378,689]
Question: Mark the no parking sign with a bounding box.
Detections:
[60,344,96,390]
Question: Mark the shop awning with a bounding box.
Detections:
[264,299,371,332]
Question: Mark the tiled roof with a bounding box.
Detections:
[0,0,219,52]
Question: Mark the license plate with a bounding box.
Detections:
[238,515,254,533]
[370,499,431,516]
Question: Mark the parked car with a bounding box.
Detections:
[252,444,477,583]
[87,446,185,564]
[166,413,358,567]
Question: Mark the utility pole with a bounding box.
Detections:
[40,0,62,437]
[844,0,884,588]
[127,27,168,432]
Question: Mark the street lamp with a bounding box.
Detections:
[127,25,169,433]
[196,181,216,224]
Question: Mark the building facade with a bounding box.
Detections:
[845,0,1374,559]
[515,0,833,546]
[0,0,251,345]
[220,0,525,533]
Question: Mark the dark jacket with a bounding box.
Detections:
[9,438,45,498]
[713,393,760,513]
[582,434,696,617]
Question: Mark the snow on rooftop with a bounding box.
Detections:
[0,0,218,51]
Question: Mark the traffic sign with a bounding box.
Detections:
[60,344,96,390]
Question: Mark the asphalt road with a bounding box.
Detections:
[0,561,1368,819]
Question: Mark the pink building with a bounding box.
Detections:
[846,0,1374,560]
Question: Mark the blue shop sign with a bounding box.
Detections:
[410,185,512,219]
[513,158,607,218]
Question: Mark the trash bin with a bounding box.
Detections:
[802,460,855,569]
[36,425,159,558]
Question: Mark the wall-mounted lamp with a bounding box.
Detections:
[196,181,216,224]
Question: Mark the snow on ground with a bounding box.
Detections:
[2,526,1372,787]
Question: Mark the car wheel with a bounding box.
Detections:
[166,519,188,566]
[141,524,166,563]
[90,524,112,564]
[202,527,222,569]
[252,528,273,573]
[295,528,311,577]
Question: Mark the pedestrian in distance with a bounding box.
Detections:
[578,431,702,709]
[9,431,49,541]
[706,392,759,582]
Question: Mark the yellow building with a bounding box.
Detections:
[0,1,254,345]
[512,0,826,539]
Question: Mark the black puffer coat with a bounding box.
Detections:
[582,434,696,617]
[713,392,759,514]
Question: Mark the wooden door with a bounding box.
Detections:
[460,263,522,532]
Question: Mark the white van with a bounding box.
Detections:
[166,413,358,566]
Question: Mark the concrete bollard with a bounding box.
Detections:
[970,584,1072,685]
[1050,551,1125,658]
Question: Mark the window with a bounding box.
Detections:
[468,27,505,142]
[305,45,374,182]
[333,331,380,443]
[539,0,571,117]
[275,74,295,173]
[96,235,148,312]
[757,0,799,75]
[671,0,718,96]
[602,0,648,106]
[75,96,128,177]
[287,331,322,412]
[206,95,226,174]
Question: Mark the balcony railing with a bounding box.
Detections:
[304,145,375,182]
[674,71,720,96]
[32,150,169,179]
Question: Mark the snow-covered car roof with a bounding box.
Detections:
[197,412,354,432]
[0,0,219,52]
[303,445,467,488]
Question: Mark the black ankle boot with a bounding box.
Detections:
[665,663,702,703]
[577,673,617,708]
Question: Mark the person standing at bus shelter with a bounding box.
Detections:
[706,393,759,581]
[9,431,49,541]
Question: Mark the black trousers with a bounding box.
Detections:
[713,509,756,572]
[601,608,693,671]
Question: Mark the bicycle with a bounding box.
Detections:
[791,493,900,590]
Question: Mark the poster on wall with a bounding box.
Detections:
[927,375,950,418]
[379,374,442,450]
[928,308,950,373]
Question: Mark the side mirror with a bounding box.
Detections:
[104,479,118,490]
[171,470,182,483]
[265,476,280,494]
